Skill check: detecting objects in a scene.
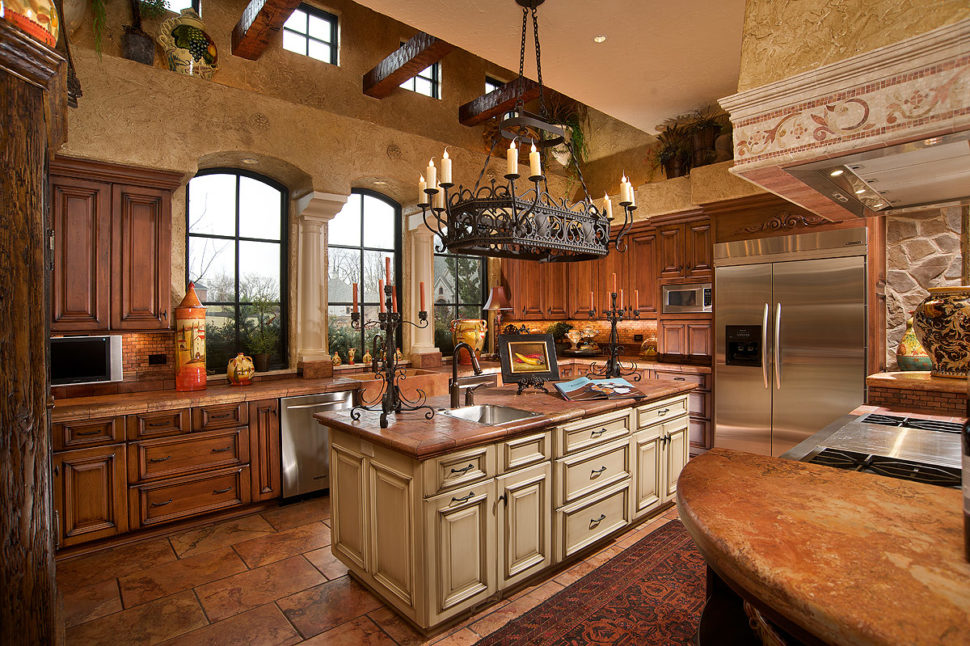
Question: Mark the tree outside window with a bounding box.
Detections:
[433,243,486,355]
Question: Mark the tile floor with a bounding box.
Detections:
[58,496,681,645]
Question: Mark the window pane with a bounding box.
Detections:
[284,9,306,31]
[308,40,331,63]
[363,250,394,303]
[168,0,195,13]
[433,256,455,303]
[283,31,306,54]
[327,304,357,364]
[188,236,235,301]
[363,195,396,249]
[188,174,236,236]
[456,256,482,305]
[418,64,434,78]
[458,304,481,319]
[241,301,282,363]
[362,305,383,363]
[204,304,237,373]
[434,305,455,354]
[328,247,360,302]
[329,193,361,246]
[414,77,433,97]
[239,176,281,240]
[308,14,331,40]
[238,241,280,302]
[399,77,414,90]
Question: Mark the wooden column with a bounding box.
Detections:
[0,21,67,646]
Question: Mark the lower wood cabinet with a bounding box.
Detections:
[496,462,552,590]
[659,319,712,357]
[52,444,128,548]
[249,400,281,501]
[330,441,369,571]
[129,465,251,529]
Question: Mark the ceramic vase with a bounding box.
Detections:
[895,316,932,372]
[175,283,207,391]
[227,353,255,386]
[451,318,487,364]
[912,286,970,379]
[157,9,218,79]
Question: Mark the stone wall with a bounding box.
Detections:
[885,206,964,368]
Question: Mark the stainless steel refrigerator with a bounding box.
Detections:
[714,229,867,457]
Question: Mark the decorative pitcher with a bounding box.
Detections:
[895,316,932,372]
[227,353,255,386]
[157,9,218,79]
[451,318,487,363]
[912,286,970,378]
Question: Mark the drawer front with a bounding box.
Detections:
[192,402,249,431]
[555,438,630,507]
[130,465,251,528]
[126,409,191,440]
[555,480,630,561]
[52,416,125,451]
[500,432,551,474]
[559,410,632,457]
[128,427,250,483]
[653,371,707,389]
[636,396,688,430]
[688,390,711,419]
[423,445,495,497]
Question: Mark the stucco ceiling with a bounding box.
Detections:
[353,0,747,135]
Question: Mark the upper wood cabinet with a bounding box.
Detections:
[49,158,182,333]
[656,215,712,283]
[565,259,598,319]
[657,224,685,280]
[685,219,713,281]
[627,229,658,316]
[502,258,543,320]
[541,263,568,319]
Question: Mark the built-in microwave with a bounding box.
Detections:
[662,283,712,314]
[50,335,124,386]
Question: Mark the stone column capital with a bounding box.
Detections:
[296,191,350,225]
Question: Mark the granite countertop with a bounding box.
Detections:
[677,449,970,646]
[315,380,696,460]
[866,371,967,393]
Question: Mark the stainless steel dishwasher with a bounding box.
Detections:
[280,391,353,498]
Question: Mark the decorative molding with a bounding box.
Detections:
[740,212,828,235]
[50,156,186,189]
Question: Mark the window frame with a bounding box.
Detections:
[400,51,440,99]
[432,243,487,354]
[184,167,289,371]
[485,75,515,120]
[282,3,339,65]
[327,189,403,356]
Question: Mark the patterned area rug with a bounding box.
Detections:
[475,520,706,645]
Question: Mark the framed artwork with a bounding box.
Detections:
[497,333,560,386]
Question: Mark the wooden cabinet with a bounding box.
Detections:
[369,456,417,609]
[52,444,128,547]
[631,429,662,519]
[503,258,543,320]
[330,441,369,571]
[129,465,251,529]
[496,462,551,589]
[656,215,711,283]
[663,420,689,501]
[657,224,685,280]
[541,262,568,319]
[659,319,712,357]
[565,260,598,318]
[685,219,713,280]
[249,399,281,501]
[628,230,658,315]
[654,370,713,452]
[52,416,125,452]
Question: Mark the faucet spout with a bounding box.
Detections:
[450,343,488,408]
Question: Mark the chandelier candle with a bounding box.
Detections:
[426,159,436,188]
[440,150,452,184]
[529,142,541,178]
[418,175,426,203]
[507,141,518,175]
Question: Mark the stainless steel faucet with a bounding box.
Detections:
[450,343,495,408]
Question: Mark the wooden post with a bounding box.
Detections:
[0,22,67,645]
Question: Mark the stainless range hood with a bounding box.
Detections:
[785,130,970,218]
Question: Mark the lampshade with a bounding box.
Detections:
[484,286,512,312]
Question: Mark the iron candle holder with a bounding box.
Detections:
[586,290,641,381]
[349,284,433,429]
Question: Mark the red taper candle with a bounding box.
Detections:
[635,289,639,312]
[420,281,426,311]
[378,279,385,312]
[589,291,594,311]
[352,283,358,313]
[612,272,617,294]
[385,256,391,283]
[391,285,398,313]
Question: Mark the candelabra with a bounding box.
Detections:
[350,285,433,429]
[586,291,641,381]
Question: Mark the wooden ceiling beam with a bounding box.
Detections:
[231,0,303,61]
[363,33,454,99]
[458,77,541,126]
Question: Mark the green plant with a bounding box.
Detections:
[242,297,280,356]
[91,0,107,56]
[138,0,170,20]
[654,123,692,173]
[546,321,573,342]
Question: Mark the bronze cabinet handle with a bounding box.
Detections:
[146,419,171,428]
[674,377,686,381]
[211,446,233,453]
[151,499,173,507]
[451,492,475,504]
[450,464,475,475]
[75,429,102,436]
[212,487,233,494]
[589,513,607,528]
[590,428,607,437]
[657,408,669,416]
[148,456,171,463]
[590,466,607,477]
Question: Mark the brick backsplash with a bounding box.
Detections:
[122,332,175,381]
[867,385,966,416]
[504,319,658,346]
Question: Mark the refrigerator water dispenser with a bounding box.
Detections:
[726,325,761,367]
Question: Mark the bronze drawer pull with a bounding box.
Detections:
[211,446,233,453]
[146,418,172,427]
[210,410,233,418]
[450,464,475,475]
[590,428,607,437]
[673,377,686,381]
[151,499,173,507]
[75,429,102,436]
[590,466,607,477]
[212,487,233,494]
[589,513,607,528]
[451,492,475,504]
[657,408,669,416]
[148,456,171,463]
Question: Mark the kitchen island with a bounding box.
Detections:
[314,380,696,631]
[677,449,969,646]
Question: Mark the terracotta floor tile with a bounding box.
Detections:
[65,590,206,646]
[467,585,562,639]
[260,497,331,532]
[430,628,479,645]
[232,522,331,569]
[119,546,248,608]
[367,606,436,646]
[195,555,325,622]
[299,616,396,645]
[552,558,598,587]
[57,538,177,590]
[169,515,276,559]
[60,579,123,628]
[277,575,383,639]
[158,603,301,646]
[303,546,349,580]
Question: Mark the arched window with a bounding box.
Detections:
[186,169,288,372]
[433,240,486,354]
[327,190,401,363]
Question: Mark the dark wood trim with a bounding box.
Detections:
[866,215,887,376]
[363,32,454,99]
[50,156,185,190]
[458,76,541,126]
[231,0,304,61]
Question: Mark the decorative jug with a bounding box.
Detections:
[451,318,487,363]
[227,353,255,386]
[895,316,932,371]
[912,286,970,378]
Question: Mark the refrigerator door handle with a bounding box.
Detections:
[774,303,782,390]
[761,303,769,389]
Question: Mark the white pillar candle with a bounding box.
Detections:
[628,181,636,207]
[507,141,518,175]
[529,142,541,177]
[418,175,427,203]
[433,184,445,209]
[426,159,436,188]
[440,150,452,184]
[620,175,631,203]
[603,193,614,220]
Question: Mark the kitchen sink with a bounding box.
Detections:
[440,404,540,425]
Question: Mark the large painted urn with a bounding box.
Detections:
[175,283,207,391]
[451,318,487,363]
[912,286,970,379]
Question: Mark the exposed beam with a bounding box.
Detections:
[231,0,303,61]
[458,77,541,126]
[363,32,454,99]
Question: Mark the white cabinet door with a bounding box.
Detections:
[330,442,368,571]
[631,429,663,520]
[368,458,416,609]
[663,419,689,502]
[496,462,551,590]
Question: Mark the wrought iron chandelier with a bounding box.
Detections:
[417,0,637,262]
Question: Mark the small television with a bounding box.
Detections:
[50,335,124,386]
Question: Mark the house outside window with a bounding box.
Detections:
[433,243,486,354]
[283,4,338,64]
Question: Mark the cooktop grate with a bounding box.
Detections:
[860,413,962,434]
[806,448,961,489]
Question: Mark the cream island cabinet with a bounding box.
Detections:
[321,390,691,631]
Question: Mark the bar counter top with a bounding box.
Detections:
[677,449,970,646]
[314,380,696,460]
[866,370,966,393]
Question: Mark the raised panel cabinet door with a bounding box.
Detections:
[659,321,686,355]
[631,429,662,520]
[111,184,172,330]
[510,259,543,320]
[52,445,128,547]
[541,262,568,319]
[50,176,111,331]
[628,229,658,315]
[663,422,689,502]
[249,399,281,501]
[496,462,551,590]
[367,459,415,609]
[686,322,713,357]
[657,224,685,279]
[330,441,369,571]
[565,259,598,318]
[685,218,713,280]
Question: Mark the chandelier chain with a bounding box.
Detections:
[516,7,528,115]
[531,6,547,115]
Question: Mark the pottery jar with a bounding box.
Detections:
[451,318,487,363]
[227,353,255,386]
[912,286,970,379]
[895,316,932,372]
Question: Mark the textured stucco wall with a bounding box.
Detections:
[737,0,970,91]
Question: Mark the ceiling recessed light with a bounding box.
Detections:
[829,169,844,177]
[241,158,258,165]
[593,35,607,43]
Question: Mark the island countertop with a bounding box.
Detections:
[677,449,970,646]
[314,379,696,459]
